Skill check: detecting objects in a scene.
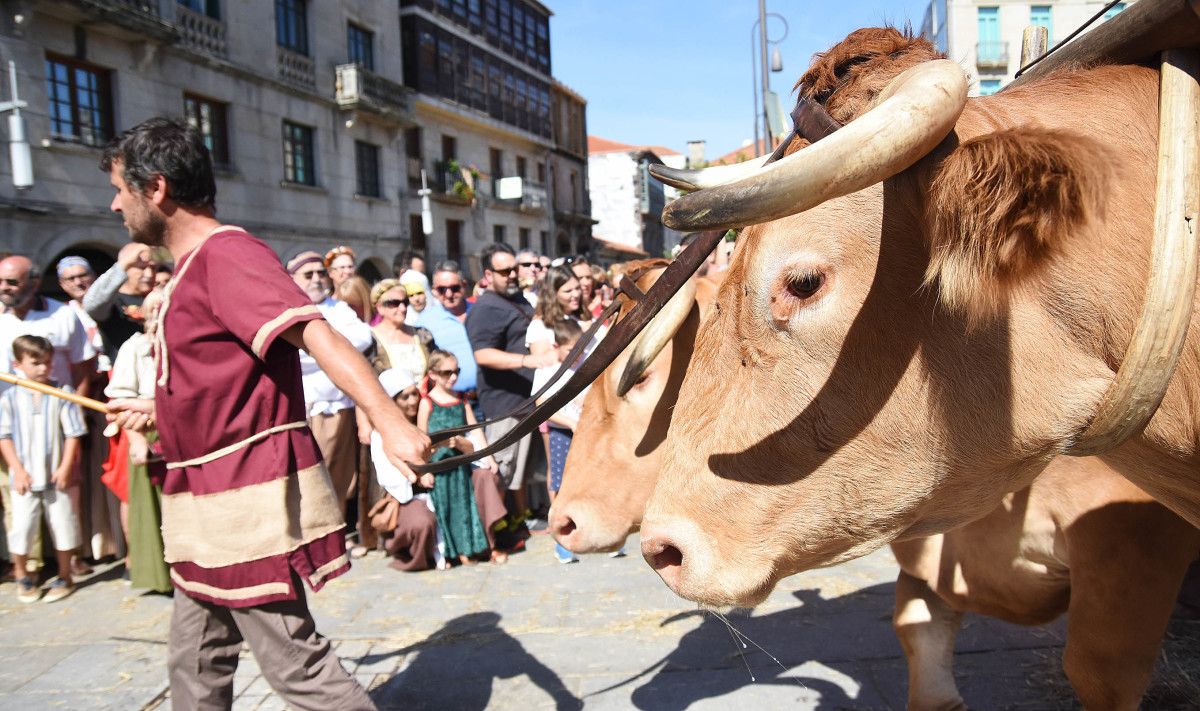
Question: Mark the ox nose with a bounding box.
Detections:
[640,526,685,591]
[548,506,578,545]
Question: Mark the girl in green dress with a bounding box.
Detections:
[417,351,490,567]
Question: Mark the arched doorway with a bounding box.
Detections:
[358,257,387,284]
[40,243,120,301]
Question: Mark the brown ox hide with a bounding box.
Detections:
[638,29,1200,611]
[549,262,722,552]
[553,263,1200,709]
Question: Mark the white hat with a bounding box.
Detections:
[379,368,416,399]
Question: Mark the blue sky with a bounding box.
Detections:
[550,0,932,160]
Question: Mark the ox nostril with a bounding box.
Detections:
[651,543,683,571]
[559,518,577,537]
[549,509,576,539]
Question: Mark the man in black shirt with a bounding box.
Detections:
[83,241,156,362]
[465,243,557,520]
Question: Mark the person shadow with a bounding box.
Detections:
[613,587,889,710]
[367,611,582,711]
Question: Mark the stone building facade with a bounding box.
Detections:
[0,0,588,280]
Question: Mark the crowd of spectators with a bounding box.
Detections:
[0,238,619,601]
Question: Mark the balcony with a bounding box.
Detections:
[62,0,176,41]
[176,5,226,58]
[335,64,412,124]
[433,161,478,203]
[495,177,548,212]
[976,41,1009,70]
[277,46,315,89]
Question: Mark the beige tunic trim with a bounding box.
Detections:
[308,552,350,587]
[166,420,309,470]
[161,463,345,568]
[251,305,321,359]
[169,568,292,601]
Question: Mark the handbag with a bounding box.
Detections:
[367,494,401,533]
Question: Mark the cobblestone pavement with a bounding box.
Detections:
[1,533,1197,710]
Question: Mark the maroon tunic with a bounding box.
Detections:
[155,227,348,608]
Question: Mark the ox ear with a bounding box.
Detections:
[924,127,1113,317]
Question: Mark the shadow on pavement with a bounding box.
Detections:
[366,611,582,710]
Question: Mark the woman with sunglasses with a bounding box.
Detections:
[370,279,437,385]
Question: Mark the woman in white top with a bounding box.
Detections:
[370,279,434,384]
[526,265,590,356]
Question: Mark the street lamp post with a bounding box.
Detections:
[750,8,788,157]
[0,61,31,189]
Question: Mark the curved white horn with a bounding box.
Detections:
[617,275,697,397]
[662,59,968,232]
[650,155,771,191]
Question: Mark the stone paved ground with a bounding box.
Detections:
[0,533,1197,710]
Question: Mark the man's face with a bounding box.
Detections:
[517,252,539,285]
[486,252,521,298]
[126,246,156,296]
[155,270,172,288]
[109,163,166,246]
[59,266,94,301]
[432,271,465,311]
[0,259,37,310]
[292,264,331,304]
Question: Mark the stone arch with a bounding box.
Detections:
[39,240,121,300]
[358,256,388,284]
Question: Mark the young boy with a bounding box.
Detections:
[531,320,586,563]
[0,335,87,602]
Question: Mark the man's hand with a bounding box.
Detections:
[417,473,436,489]
[376,414,430,484]
[524,351,559,369]
[51,465,72,491]
[107,398,156,433]
[117,242,153,271]
[11,467,31,495]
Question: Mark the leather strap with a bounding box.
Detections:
[766,93,844,163]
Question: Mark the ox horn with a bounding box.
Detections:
[660,59,968,232]
[650,155,770,191]
[617,274,697,397]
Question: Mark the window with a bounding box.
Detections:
[410,214,427,251]
[536,161,545,183]
[178,0,220,19]
[46,55,113,147]
[347,23,374,70]
[519,227,530,250]
[276,0,308,55]
[493,224,506,243]
[355,141,381,197]
[282,121,315,185]
[1030,5,1051,40]
[977,6,1001,64]
[183,94,230,166]
[1104,2,1126,20]
[539,230,548,254]
[489,147,503,178]
[516,155,527,178]
[447,219,463,259]
[441,134,457,161]
[979,79,1002,96]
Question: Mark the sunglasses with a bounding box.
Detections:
[550,256,578,267]
[0,278,22,287]
[298,269,327,280]
[489,266,517,277]
[433,284,463,294]
[431,368,460,377]
[380,299,408,308]
[518,261,539,268]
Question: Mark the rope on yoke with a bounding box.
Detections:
[410,228,726,474]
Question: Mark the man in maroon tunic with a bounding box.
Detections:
[104,118,429,710]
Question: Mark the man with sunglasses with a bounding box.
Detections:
[431,262,469,323]
[515,250,541,308]
[288,251,373,511]
[465,244,557,522]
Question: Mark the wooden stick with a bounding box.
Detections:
[0,372,110,413]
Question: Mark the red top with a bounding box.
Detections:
[155,227,348,608]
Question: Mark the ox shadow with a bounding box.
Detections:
[598,584,1086,710]
[365,611,581,711]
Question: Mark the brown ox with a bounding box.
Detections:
[552,262,1200,709]
[635,29,1200,609]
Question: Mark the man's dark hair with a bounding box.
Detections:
[12,334,53,362]
[99,117,217,209]
[393,248,426,275]
[550,318,583,347]
[433,260,460,275]
[480,242,515,272]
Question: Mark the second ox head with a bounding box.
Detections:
[549,260,722,553]
[639,29,1134,605]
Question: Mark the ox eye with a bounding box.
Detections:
[786,272,825,300]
